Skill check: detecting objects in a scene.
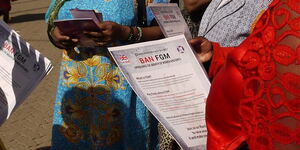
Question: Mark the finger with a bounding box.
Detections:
[85,31,103,38]
[97,21,113,30]
[189,37,207,46]
[102,29,113,37]
[189,37,212,54]
[53,27,70,41]
[95,22,105,29]
[196,51,213,63]
[71,39,79,43]
[200,51,213,63]
[91,36,112,43]
[61,41,77,47]
[96,41,109,47]
[189,37,206,53]
[200,40,213,53]
[56,35,70,41]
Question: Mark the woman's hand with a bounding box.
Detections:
[84,21,126,47]
[51,26,79,49]
[189,36,213,63]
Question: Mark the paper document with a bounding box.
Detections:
[0,21,53,125]
[149,3,192,40]
[108,35,210,150]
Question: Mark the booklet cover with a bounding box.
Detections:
[0,21,53,125]
[108,35,210,150]
[54,18,100,39]
[70,8,103,23]
[54,9,103,47]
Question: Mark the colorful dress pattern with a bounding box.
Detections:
[45,0,167,149]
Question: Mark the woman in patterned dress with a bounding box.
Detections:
[45,0,167,149]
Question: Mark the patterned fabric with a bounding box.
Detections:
[198,0,272,47]
[181,9,202,38]
[206,0,300,149]
[157,123,181,150]
[45,0,167,149]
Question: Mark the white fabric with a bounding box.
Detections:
[217,0,232,9]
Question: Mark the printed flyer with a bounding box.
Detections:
[149,3,192,40]
[0,21,53,125]
[108,35,210,150]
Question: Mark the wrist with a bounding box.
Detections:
[121,26,143,43]
[120,26,131,41]
[48,26,62,48]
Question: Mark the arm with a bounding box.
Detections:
[189,37,234,80]
[45,0,78,49]
[85,21,164,47]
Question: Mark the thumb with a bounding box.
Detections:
[189,36,207,45]
[189,36,210,53]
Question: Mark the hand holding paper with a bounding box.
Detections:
[84,21,128,47]
[189,37,213,63]
[51,26,79,49]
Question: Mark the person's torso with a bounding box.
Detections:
[198,0,271,47]
[57,0,136,26]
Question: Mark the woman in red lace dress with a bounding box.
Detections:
[190,0,300,149]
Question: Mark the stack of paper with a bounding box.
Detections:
[0,21,53,125]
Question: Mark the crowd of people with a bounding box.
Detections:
[0,0,299,149]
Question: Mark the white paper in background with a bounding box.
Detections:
[149,3,192,40]
[108,35,210,150]
[0,21,53,125]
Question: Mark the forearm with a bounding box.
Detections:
[140,26,164,42]
[120,26,164,43]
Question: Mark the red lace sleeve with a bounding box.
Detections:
[208,42,234,79]
[239,0,300,149]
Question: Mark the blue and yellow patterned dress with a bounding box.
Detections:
[45,0,167,149]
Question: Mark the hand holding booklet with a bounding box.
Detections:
[108,35,210,150]
[54,18,100,39]
[0,21,53,125]
[54,8,103,47]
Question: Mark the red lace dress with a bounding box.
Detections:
[206,0,300,149]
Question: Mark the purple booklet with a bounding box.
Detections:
[53,9,103,47]
[70,8,103,23]
[54,18,100,38]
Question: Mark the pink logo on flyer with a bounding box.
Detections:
[118,55,130,63]
[177,46,185,53]
[163,15,170,20]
